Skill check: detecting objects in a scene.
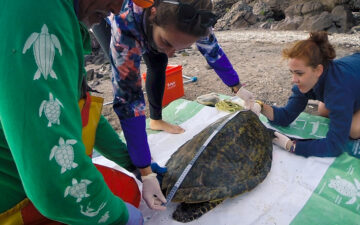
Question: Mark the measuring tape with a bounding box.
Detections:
[163,110,242,206]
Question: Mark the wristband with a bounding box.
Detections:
[255,100,264,109]
[289,141,296,153]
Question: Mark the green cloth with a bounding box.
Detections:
[0,1,132,224]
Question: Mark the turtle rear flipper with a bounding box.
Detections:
[173,200,223,223]
[34,69,42,80]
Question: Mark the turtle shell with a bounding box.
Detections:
[162,110,273,203]
[44,101,61,123]
[54,143,74,167]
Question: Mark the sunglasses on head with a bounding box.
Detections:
[162,0,218,28]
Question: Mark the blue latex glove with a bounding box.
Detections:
[125,203,144,225]
[150,162,167,184]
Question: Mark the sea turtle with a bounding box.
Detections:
[328,176,360,205]
[161,110,274,222]
[39,92,63,127]
[49,137,78,174]
[22,24,62,80]
[64,178,92,203]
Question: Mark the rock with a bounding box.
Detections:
[99,64,111,74]
[351,25,360,33]
[96,73,104,79]
[350,0,360,10]
[259,20,278,29]
[90,80,101,87]
[213,0,359,32]
[213,0,239,18]
[353,11,360,24]
[215,2,257,30]
[284,2,305,17]
[331,5,355,32]
[86,69,95,81]
[275,16,304,30]
[326,24,341,33]
[301,1,324,16]
[298,12,333,31]
[84,55,94,65]
[320,0,350,10]
[263,0,293,12]
[262,0,289,21]
[253,1,274,21]
[92,53,108,65]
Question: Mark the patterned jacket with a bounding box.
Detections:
[109,0,240,167]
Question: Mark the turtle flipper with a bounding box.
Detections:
[33,69,42,80]
[22,32,39,54]
[172,200,223,223]
[50,70,58,79]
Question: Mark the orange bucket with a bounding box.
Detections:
[142,65,184,106]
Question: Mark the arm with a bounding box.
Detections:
[109,12,167,210]
[109,12,151,170]
[260,103,275,121]
[94,115,136,172]
[294,90,353,157]
[0,4,128,224]
[269,85,308,126]
[196,30,240,88]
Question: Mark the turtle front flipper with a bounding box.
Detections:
[173,200,224,223]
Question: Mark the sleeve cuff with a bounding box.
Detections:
[208,53,240,87]
[120,116,151,168]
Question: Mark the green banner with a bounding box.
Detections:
[345,139,360,158]
[291,153,360,225]
[145,99,205,135]
[260,111,360,158]
[262,111,360,224]
[260,112,330,139]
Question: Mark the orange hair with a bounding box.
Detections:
[282,31,336,68]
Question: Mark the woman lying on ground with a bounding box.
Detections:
[254,31,360,157]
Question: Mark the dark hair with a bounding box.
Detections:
[282,31,336,68]
[150,0,213,37]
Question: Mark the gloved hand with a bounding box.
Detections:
[273,131,292,151]
[125,202,144,225]
[142,173,167,210]
[237,87,255,109]
[249,102,262,116]
[132,162,167,183]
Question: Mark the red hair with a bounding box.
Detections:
[282,31,336,68]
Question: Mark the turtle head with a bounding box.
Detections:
[41,24,49,34]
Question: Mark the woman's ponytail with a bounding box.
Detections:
[282,31,336,68]
[309,31,336,64]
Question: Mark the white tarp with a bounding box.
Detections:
[94,101,338,225]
